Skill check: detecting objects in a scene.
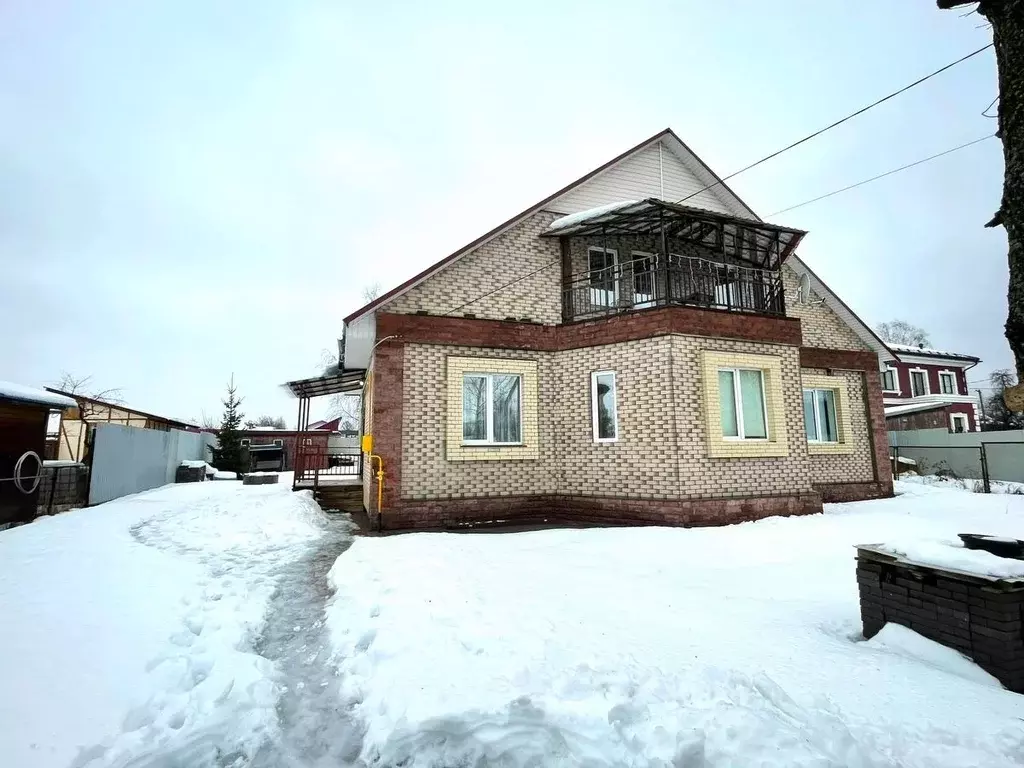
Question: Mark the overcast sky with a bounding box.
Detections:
[0,1,1006,424]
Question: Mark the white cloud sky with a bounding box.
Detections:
[0,0,1007,422]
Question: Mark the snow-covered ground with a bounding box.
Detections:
[327,481,1024,767]
[0,477,349,768]
[899,473,1024,495]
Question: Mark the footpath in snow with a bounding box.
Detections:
[327,479,1024,768]
[0,476,353,768]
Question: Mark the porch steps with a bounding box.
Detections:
[314,484,364,514]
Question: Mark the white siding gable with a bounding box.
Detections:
[548,140,738,216]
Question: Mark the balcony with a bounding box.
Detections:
[563,254,785,322]
[543,198,805,324]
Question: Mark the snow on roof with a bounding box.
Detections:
[546,200,640,233]
[887,343,980,362]
[0,381,77,409]
[884,402,952,418]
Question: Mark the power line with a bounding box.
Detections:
[441,44,993,316]
[768,134,995,216]
[675,43,993,206]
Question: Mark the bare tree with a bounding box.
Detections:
[244,415,288,429]
[53,371,125,404]
[875,320,932,347]
[982,368,1024,430]
[317,349,362,431]
[198,409,218,430]
[937,2,1024,410]
[362,282,382,303]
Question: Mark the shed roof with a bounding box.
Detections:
[0,381,77,409]
[283,369,366,399]
[888,343,981,363]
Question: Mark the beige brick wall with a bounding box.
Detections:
[782,264,869,350]
[670,336,815,499]
[399,335,833,502]
[401,345,559,500]
[801,367,876,484]
[801,372,855,456]
[382,212,563,325]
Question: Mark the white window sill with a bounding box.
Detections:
[722,436,770,442]
[593,438,619,444]
[460,443,525,448]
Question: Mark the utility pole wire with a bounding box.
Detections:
[768,135,995,217]
[674,43,993,207]
[439,45,993,317]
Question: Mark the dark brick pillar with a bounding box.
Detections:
[371,341,405,521]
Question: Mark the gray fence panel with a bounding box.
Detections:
[88,425,217,505]
[889,428,1024,484]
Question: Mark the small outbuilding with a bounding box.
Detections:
[0,382,77,527]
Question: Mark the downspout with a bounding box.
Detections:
[659,142,665,199]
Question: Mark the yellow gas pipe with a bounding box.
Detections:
[370,453,384,517]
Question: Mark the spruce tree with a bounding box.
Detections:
[211,377,246,473]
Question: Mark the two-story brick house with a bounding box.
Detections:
[341,128,896,530]
[882,344,981,433]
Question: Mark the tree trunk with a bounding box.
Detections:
[976,2,1024,408]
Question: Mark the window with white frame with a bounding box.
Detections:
[718,368,768,439]
[803,388,839,443]
[950,413,968,434]
[240,438,250,447]
[588,247,618,307]
[910,369,928,397]
[273,438,283,447]
[591,371,618,441]
[881,367,898,392]
[462,373,523,444]
[939,371,956,395]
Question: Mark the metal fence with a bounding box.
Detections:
[89,424,217,505]
[294,450,362,489]
[891,440,1024,493]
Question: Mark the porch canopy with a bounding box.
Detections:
[542,198,807,270]
[283,369,366,400]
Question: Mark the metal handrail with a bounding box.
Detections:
[562,254,784,321]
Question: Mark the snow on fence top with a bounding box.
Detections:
[869,540,1024,581]
[546,200,640,233]
[0,380,77,409]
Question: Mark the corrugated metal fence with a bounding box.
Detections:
[88,424,217,505]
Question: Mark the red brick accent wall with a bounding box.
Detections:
[800,346,894,500]
[380,492,822,531]
[370,342,405,512]
[376,305,802,351]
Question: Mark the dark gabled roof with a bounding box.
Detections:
[888,343,981,364]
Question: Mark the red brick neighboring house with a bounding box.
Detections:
[239,428,330,471]
[882,344,981,433]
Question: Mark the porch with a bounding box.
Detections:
[283,367,366,512]
[543,198,805,323]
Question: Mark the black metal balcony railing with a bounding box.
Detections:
[562,254,785,322]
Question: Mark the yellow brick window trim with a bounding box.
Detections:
[701,350,789,459]
[800,372,855,455]
[445,356,540,462]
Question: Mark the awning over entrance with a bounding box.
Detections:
[542,198,807,269]
[282,369,366,399]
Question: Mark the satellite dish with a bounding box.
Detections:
[797,272,811,304]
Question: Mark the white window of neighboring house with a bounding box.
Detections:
[881,367,898,392]
[302,437,313,446]
[273,439,283,447]
[950,413,968,433]
[718,368,769,440]
[462,373,523,445]
[803,388,839,443]
[588,247,618,307]
[939,371,957,395]
[591,371,618,442]
[240,439,250,447]
[910,369,929,397]
[630,252,655,308]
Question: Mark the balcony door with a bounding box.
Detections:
[588,247,619,308]
[630,252,656,308]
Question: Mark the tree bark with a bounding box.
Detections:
[942,1,1024,408]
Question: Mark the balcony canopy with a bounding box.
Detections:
[543,198,806,270]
